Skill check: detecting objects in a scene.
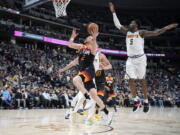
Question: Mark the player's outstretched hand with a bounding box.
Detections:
[165,23,178,30]
[71,28,79,39]
[109,2,115,13]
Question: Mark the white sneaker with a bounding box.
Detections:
[107,111,114,125]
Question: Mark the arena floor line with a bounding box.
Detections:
[0,107,180,135]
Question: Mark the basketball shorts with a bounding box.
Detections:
[96,82,105,97]
[125,55,147,80]
[105,86,116,98]
[79,67,95,91]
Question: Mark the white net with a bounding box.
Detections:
[53,0,71,17]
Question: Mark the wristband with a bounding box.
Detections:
[70,38,74,42]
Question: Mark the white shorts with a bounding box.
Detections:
[125,55,147,79]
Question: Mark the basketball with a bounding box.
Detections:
[87,23,99,34]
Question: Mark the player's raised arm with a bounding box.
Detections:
[140,23,178,38]
[89,29,99,55]
[109,2,128,35]
[59,57,79,74]
[100,53,112,70]
[68,28,82,50]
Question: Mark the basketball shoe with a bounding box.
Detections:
[143,102,150,113]
[133,100,141,112]
[94,114,101,120]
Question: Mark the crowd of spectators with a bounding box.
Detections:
[0,41,179,109]
[0,41,78,109]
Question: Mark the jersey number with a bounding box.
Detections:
[81,55,86,61]
[130,39,133,45]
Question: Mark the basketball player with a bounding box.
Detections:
[105,72,117,112]
[109,2,178,113]
[59,58,86,120]
[59,61,84,119]
[59,50,112,122]
[90,50,113,122]
[67,27,113,125]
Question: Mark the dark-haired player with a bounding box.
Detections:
[109,2,178,113]
[67,28,113,125]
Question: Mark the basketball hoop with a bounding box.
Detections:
[52,0,71,17]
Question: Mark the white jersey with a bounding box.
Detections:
[126,31,144,56]
[93,51,101,72]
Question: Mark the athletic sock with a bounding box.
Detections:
[84,93,90,99]
[71,93,79,107]
[73,95,85,113]
[84,99,95,110]
[95,109,99,114]
[102,107,109,115]
[87,102,96,120]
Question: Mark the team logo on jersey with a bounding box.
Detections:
[127,34,139,38]
[80,46,91,55]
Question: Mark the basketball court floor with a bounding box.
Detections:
[0,107,180,135]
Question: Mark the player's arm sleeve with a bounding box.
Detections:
[113,13,122,29]
[112,13,128,35]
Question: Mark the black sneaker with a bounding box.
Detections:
[77,109,84,115]
[133,101,141,112]
[143,103,150,113]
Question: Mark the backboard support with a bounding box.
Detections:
[23,0,50,9]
